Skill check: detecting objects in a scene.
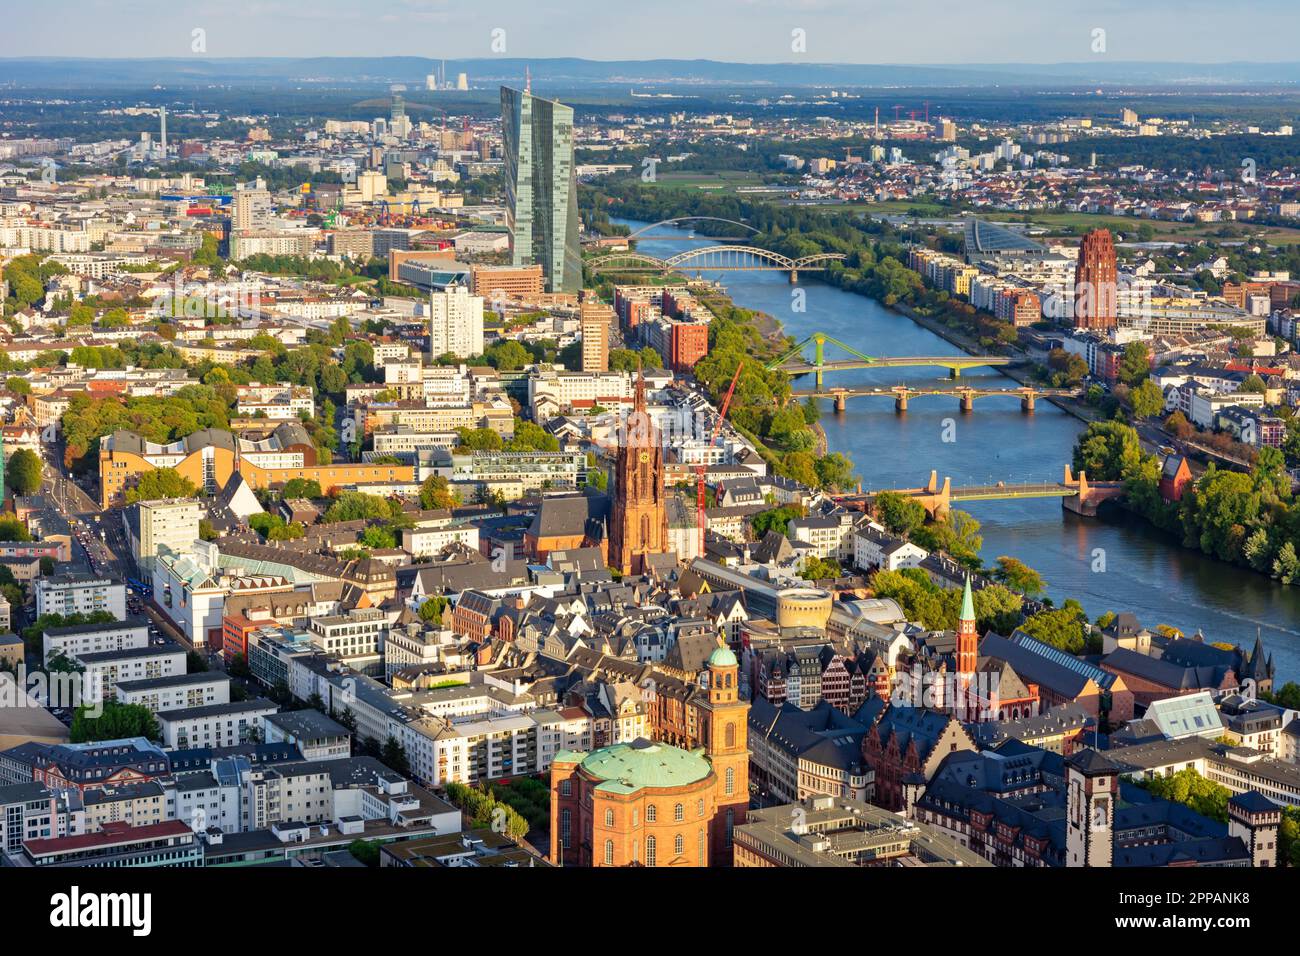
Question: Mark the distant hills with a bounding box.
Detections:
[4,56,1300,89]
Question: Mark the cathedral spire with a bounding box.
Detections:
[634,360,646,412]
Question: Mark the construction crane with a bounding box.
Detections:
[696,363,742,557]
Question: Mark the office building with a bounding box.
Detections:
[232,185,272,232]
[500,86,582,293]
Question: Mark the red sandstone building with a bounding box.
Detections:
[608,369,670,575]
[550,642,749,866]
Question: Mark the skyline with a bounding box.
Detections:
[2,1,1300,65]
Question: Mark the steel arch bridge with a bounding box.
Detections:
[585,245,846,280]
[621,216,760,241]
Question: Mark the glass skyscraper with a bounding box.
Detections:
[500,86,582,294]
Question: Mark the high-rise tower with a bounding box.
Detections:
[1074,228,1118,331]
[500,85,582,294]
[608,368,668,576]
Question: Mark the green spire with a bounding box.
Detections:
[960,574,975,623]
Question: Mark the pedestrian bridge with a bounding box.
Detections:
[838,467,1126,518]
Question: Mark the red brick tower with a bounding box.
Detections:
[1074,228,1118,331]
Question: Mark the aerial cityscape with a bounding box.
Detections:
[0,0,1296,928]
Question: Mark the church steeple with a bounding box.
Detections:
[608,362,668,576]
[956,574,978,703]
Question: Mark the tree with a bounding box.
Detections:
[456,427,504,452]
[418,596,448,625]
[505,419,560,453]
[322,492,398,523]
[813,452,857,492]
[1128,379,1165,419]
[360,525,397,550]
[6,448,42,496]
[281,478,323,500]
[0,515,32,542]
[1018,603,1088,654]
[800,556,841,581]
[380,734,411,775]
[750,505,802,539]
[1140,768,1230,823]
[1164,410,1194,439]
[485,340,531,371]
[419,475,459,510]
[1274,542,1300,585]
[70,701,160,743]
[5,376,31,395]
[1073,421,1143,480]
[1116,341,1151,386]
[993,556,1045,596]
[874,491,926,537]
[1240,374,1267,394]
[123,467,198,504]
[347,839,382,867]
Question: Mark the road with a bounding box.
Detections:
[34,439,219,663]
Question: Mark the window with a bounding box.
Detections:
[697,798,705,817]
[725,723,736,749]
[646,804,657,822]
[604,808,614,827]
[604,840,614,866]
[561,809,571,849]
[725,767,735,796]
[725,809,734,848]
[646,835,656,867]
[674,802,684,822]
[674,833,684,856]
[699,828,705,863]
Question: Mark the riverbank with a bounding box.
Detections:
[618,214,1300,675]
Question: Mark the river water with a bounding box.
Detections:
[620,217,1300,681]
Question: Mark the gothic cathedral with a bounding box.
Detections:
[609,368,669,576]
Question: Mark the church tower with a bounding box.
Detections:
[609,367,669,576]
[700,637,748,866]
[955,574,978,716]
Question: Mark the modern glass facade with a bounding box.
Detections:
[500,86,582,294]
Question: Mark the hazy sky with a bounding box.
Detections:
[4,0,1299,63]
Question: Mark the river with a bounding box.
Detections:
[619,217,1300,682]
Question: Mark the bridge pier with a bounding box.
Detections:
[1021,392,1036,413]
[895,393,908,414]
[959,391,974,413]
[834,392,847,413]
[1062,495,1098,517]
[949,366,961,379]
[789,270,798,284]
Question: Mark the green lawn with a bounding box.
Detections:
[641,170,768,192]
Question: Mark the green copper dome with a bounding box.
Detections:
[708,643,738,668]
[579,738,712,794]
